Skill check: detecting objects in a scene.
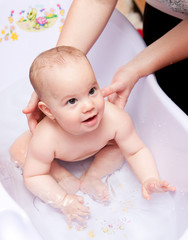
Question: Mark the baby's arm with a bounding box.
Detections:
[115,110,175,200]
[23,134,89,226]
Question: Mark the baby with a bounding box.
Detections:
[10,46,175,226]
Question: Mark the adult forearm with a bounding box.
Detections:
[56,0,118,54]
[128,17,188,79]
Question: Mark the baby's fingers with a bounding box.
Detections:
[77,203,90,214]
[142,186,151,201]
[66,211,89,228]
[66,214,73,228]
[159,180,176,192]
[73,213,89,223]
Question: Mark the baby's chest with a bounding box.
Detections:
[55,134,110,162]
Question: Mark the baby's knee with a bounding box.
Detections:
[9,131,32,167]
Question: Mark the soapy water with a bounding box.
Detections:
[0,154,177,240]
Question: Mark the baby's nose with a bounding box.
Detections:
[82,99,95,113]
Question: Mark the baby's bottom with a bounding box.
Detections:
[9,131,80,194]
[80,141,124,202]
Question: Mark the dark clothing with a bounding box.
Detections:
[143,3,188,114]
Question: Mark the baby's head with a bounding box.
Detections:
[29,46,105,135]
[30,46,87,101]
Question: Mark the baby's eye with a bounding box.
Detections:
[89,87,96,96]
[67,98,77,105]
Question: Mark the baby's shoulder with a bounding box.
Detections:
[27,117,60,160]
[32,117,60,145]
[104,101,130,120]
[104,101,134,130]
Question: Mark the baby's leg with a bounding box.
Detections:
[10,131,80,194]
[9,131,32,167]
[80,141,124,202]
[50,161,80,194]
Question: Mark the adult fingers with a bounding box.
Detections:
[22,91,39,114]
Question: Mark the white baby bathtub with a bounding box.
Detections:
[1,1,188,239]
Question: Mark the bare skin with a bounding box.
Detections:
[10,124,122,226]
[80,142,124,202]
[11,99,175,224]
[9,131,81,195]
[11,47,175,226]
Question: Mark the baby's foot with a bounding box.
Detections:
[80,175,110,203]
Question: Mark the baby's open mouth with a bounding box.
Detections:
[83,115,97,123]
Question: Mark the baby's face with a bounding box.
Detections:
[45,59,105,135]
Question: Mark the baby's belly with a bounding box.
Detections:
[55,148,102,162]
[54,139,113,162]
[71,150,100,162]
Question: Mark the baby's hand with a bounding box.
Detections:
[60,194,90,227]
[142,178,176,200]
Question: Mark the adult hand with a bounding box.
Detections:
[102,65,140,109]
[22,92,44,133]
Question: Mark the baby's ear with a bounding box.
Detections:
[38,101,55,120]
